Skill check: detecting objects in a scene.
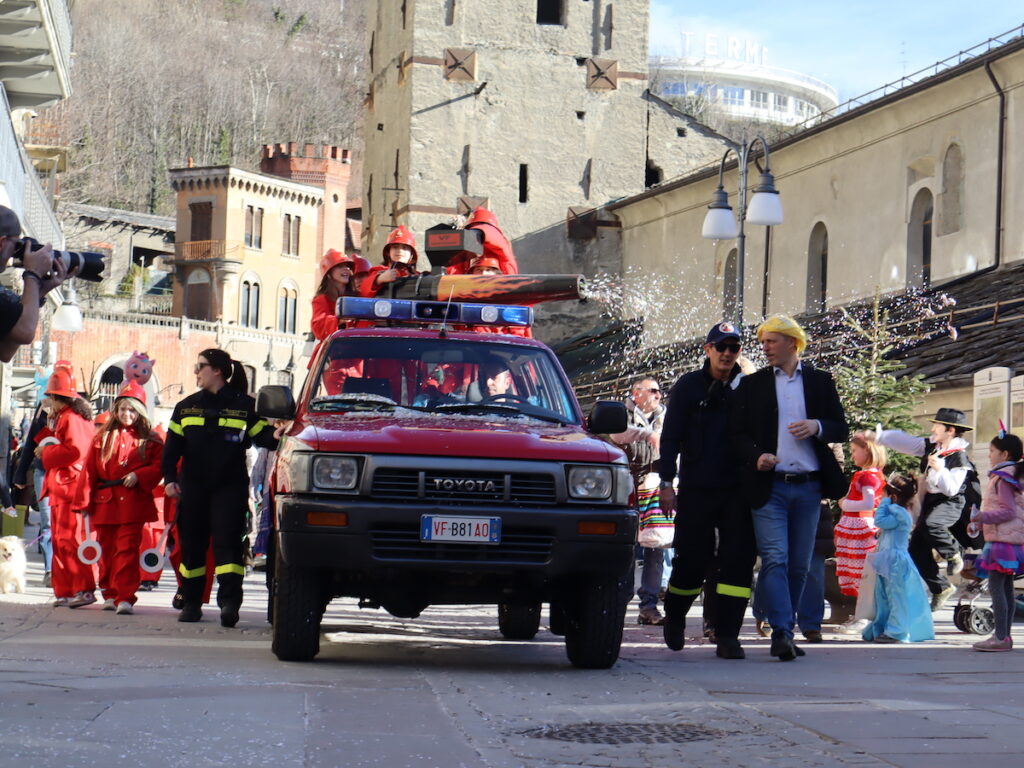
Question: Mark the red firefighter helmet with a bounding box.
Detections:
[115,379,147,406]
[469,256,502,274]
[351,255,372,276]
[320,248,354,278]
[45,367,78,399]
[382,226,418,265]
[466,207,499,229]
[94,411,110,428]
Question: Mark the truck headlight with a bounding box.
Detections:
[312,456,360,490]
[567,466,613,500]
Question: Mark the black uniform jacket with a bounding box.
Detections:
[162,386,277,487]
[730,362,849,508]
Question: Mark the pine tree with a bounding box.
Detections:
[830,292,931,474]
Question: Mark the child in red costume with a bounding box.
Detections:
[37,365,96,607]
[75,381,163,614]
[359,226,422,298]
[835,436,887,596]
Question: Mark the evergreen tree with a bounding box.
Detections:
[830,292,931,474]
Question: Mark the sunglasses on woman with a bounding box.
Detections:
[193,362,210,374]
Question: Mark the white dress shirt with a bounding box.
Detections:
[773,362,820,473]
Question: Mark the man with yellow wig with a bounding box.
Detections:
[731,315,848,661]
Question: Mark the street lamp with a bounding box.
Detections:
[702,135,784,325]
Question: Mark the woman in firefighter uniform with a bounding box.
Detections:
[75,381,163,614]
[162,348,277,627]
[37,366,96,607]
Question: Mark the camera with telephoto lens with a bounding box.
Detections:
[11,236,106,282]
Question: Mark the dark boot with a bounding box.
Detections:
[715,638,745,659]
[178,603,202,623]
[220,602,240,628]
[770,631,797,661]
[662,591,695,652]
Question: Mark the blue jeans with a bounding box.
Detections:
[798,552,825,633]
[34,469,52,572]
[751,478,821,638]
[636,545,665,609]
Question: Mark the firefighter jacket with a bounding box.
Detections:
[162,386,277,487]
[75,426,163,525]
[311,293,339,341]
[39,407,93,506]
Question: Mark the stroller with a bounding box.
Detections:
[951,552,1024,634]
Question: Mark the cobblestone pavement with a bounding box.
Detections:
[1,549,1021,768]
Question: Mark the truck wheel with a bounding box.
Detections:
[564,575,628,669]
[498,602,542,640]
[271,546,327,661]
[265,535,277,626]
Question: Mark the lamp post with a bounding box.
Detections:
[701,135,784,326]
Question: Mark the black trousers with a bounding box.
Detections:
[908,503,960,595]
[664,487,757,640]
[176,480,248,608]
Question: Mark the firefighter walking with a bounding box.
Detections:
[162,349,278,627]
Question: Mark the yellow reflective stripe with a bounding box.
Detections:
[178,563,206,579]
[247,420,268,437]
[219,418,247,430]
[716,583,752,599]
[180,416,205,428]
[215,563,245,576]
[168,421,184,436]
[667,585,702,596]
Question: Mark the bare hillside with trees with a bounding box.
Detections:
[40,0,366,215]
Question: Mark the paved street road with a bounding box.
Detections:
[1,554,1021,768]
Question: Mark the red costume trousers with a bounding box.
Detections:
[95,522,144,605]
[51,503,96,598]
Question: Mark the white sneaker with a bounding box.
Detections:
[115,601,134,615]
[52,597,69,607]
[838,618,869,634]
[102,598,116,611]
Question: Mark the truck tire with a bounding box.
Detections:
[498,602,542,640]
[564,575,628,669]
[548,601,566,636]
[271,546,327,662]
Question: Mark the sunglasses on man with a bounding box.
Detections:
[713,341,741,353]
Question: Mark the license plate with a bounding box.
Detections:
[420,515,501,544]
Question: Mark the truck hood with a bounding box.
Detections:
[293,411,622,464]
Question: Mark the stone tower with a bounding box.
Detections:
[363,0,726,336]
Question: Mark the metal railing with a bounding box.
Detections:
[174,240,245,261]
[0,84,63,246]
[40,0,73,92]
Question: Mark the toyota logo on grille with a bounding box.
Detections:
[432,477,500,493]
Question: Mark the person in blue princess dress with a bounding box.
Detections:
[863,473,935,643]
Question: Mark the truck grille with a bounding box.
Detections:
[371,469,557,505]
[369,524,554,564]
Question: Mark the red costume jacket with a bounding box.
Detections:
[40,408,93,506]
[75,427,163,525]
[445,222,518,275]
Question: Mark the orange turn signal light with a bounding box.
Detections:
[307,511,348,527]
[577,521,616,536]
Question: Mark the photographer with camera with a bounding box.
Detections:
[0,206,76,362]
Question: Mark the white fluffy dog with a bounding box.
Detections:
[0,535,27,594]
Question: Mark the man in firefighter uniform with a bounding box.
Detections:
[162,348,278,627]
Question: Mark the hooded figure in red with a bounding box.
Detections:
[445,207,518,276]
[75,381,164,613]
[38,365,96,606]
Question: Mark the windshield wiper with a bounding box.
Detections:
[432,402,568,424]
[310,394,397,411]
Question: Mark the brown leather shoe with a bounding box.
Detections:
[637,606,665,626]
[803,630,824,643]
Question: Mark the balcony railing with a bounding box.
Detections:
[0,0,73,106]
[174,240,245,262]
[0,83,62,246]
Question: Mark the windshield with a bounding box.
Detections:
[310,337,578,424]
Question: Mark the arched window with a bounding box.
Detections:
[723,248,738,321]
[940,143,963,235]
[185,268,212,321]
[806,222,828,313]
[277,281,298,333]
[907,189,934,289]
[239,273,261,328]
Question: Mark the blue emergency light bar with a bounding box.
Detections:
[338,297,534,327]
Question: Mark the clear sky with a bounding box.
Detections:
[649,1,1024,101]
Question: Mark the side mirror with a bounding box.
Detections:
[257,385,296,420]
[588,400,627,434]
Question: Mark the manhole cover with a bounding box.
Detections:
[520,722,725,745]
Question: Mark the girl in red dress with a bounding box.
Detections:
[834,436,888,596]
[75,381,163,614]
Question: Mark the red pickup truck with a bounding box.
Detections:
[258,298,636,668]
